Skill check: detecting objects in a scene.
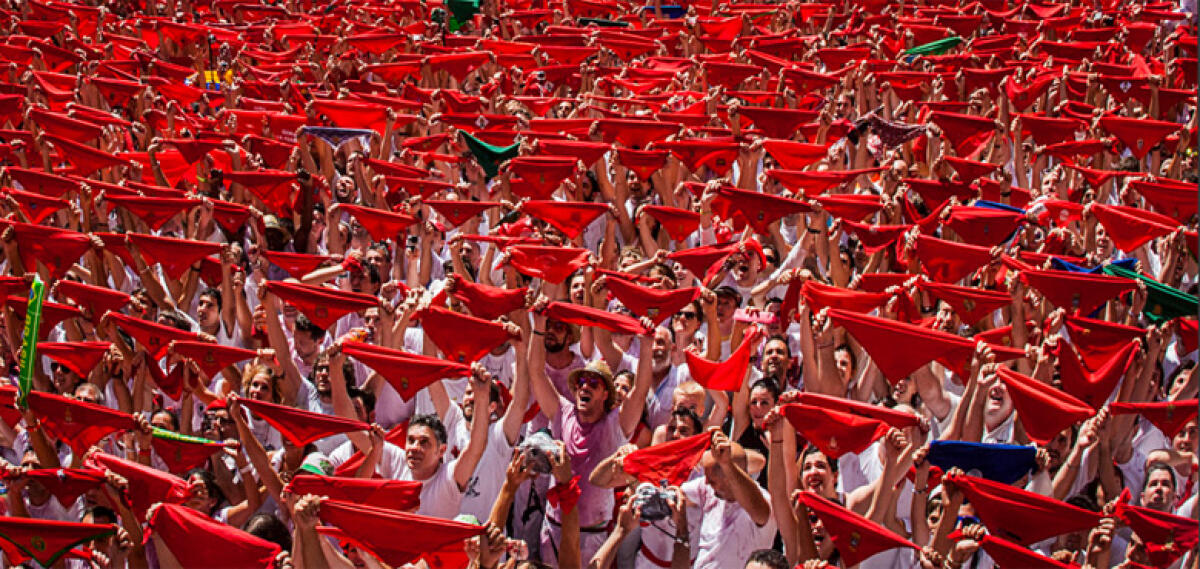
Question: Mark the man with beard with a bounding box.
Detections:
[528,296,654,565]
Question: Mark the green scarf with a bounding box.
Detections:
[461,131,520,179]
[1101,264,1198,323]
[904,36,964,57]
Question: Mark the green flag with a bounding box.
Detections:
[1101,264,1199,323]
[461,131,520,179]
[151,427,219,445]
[17,277,45,408]
[904,36,964,57]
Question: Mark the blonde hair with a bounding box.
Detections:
[241,364,282,403]
[673,381,705,410]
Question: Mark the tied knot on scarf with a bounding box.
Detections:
[341,255,365,276]
[546,475,582,515]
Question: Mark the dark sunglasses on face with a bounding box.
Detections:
[677,311,699,321]
[575,375,603,389]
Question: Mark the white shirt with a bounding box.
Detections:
[680,476,776,569]
[327,439,465,519]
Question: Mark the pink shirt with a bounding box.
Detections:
[548,395,625,527]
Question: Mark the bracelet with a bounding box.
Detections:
[807,227,822,234]
[532,330,545,336]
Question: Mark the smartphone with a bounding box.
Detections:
[734,308,779,326]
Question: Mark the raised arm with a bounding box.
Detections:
[528,299,563,419]
[451,364,493,491]
[619,322,655,437]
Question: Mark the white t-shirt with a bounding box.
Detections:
[680,476,776,569]
[327,439,465,519]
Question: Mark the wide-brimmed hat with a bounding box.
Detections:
[567,360,616,409]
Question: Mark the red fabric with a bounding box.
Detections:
[11,468,106,508]
[6,167,80,197]
[311,99,389,132]
[37,341,111,378]
[260,251,334,279]
[43,133,127,174]
[916,280,1011,324]
[424,200,495,227]
[147,360,187,401]
[446,277,527,320]
[718,187,812,234]
[332,423,408,477]
[6,296,81,338]
[317,499,481,567]
[1056,340,1140,409]
[841,221,912,253]
[507,157,579,197]
[913,234,994,284]
[2,187,67,224]
[3,221,93,280]
[264,281,378,330]
[782,404,892,459]
[210,200,253,234]
[1130,179,1198,222]
[1067,164,1138,190]
[128,234,223,280]
[544,301,649,336]
[904,178,977,210]
[943,156,1000,183]
[0,516,114,567]
[341,341,473,401]
[1020,269,1137,314]
[1115,491,1200,568]
[792,392,922,430]
[1099,116,1182,159]
[506,245,591,283]
[53,280,131,326]
[86,452,189,522]
[151,434,226,474]
[165,139,223,164]
[929,111,996,157]
[798,491,917,566]
[30,108,102,142]
[1109,400,1199,438]
[286,475,422,512]
[26,390,135,455]
[944,206,1024,247]
[105,195,201,231]
[522,200,610,239]
[995,366,1095,444]
[653,139,741,175]
[170,341,256,378]
[622,431,712,487]
[148,503,281,569]
[765,168,881,195]
[1063,315,1146,371]
[667,243,738,278]
[545,475,582,515]
[978,535,1075,569]
[604,277,700,326]
[1178,317,1198,356]
[596,118,681,149]
[238,398,368,447]
[827,308,1022,383]
[736,107,818,139]
[811,194,882,222]
[337,204,417,241]
[684,329,760,391]
[641,205,701,241]
[105,312,200,360]
[615,148,669,180]
[536,140,611,167]
[1090,204,1177,252]
[224,170,298,215]
[946,472,1103,545]
[761,139,830,170]
[792,279,890,314]
[418,306,516,363]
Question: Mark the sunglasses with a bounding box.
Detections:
[575,375,603,388]
[677,311,699,320]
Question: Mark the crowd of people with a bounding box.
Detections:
[0,0,1192,566]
